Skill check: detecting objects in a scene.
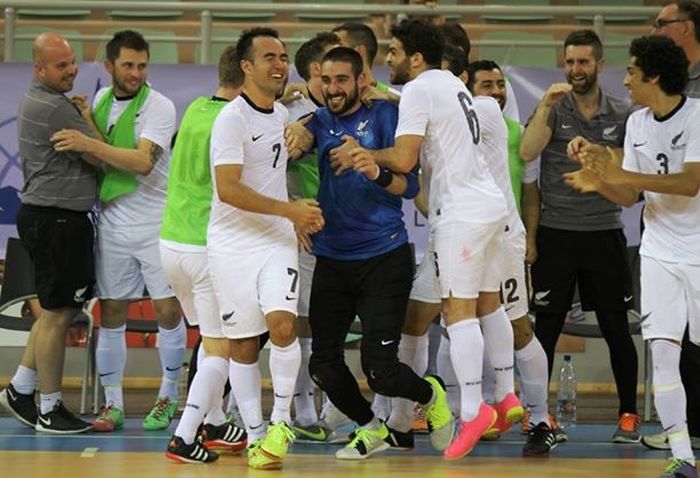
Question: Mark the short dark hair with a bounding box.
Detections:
[106,30,149,62]
[438,22,471,63]
[294,32,340,82]
[236,27,281,62]
[442,43,468,78]
[218,45,244,88]
[630,35,689,95]
[672,1,700,43]
[332,22,378,64]
[564,29,603,61]
[321,46,364,78]
[390,19,444,69]
[466,59,503,92]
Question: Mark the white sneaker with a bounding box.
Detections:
[335,424,390,460]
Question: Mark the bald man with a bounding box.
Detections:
[0,33,98,434]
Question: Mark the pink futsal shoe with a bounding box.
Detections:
[487,392,525,436]
[444,402,497,460]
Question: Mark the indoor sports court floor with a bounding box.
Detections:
[0,417,672,477]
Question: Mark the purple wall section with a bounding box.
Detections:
[0,63,641,258]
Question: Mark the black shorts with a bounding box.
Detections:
[531,226,632,313]
[309,243,414,340]
[16,204,95,310]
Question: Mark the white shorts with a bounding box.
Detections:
[409,236,441,304]
[208,244,299,339]
[298,249,316,318]
[640,255,700,345]
[502,229,529,321]
[410,220,506,302]
[97,225,174,300]
[159,242,223,338]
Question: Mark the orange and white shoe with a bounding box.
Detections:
[444,402,497,461]
[412,405,429,434]
[612,413,641,443]
[549,414,568,443]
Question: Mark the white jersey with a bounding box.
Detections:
[208,94,295,253]
[94,87,176,229]
[286,95,318,122]
[473,96,524,235]
[396,69,507,226]
[623,96,700,264]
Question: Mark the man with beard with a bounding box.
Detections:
[283,32,349,443]
[49,30,184,433]
[0,32,96,434]
[288,46,453,460]
[339,19,514,461]
[520,29,641,443]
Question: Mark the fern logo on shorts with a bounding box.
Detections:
[73,286,87,303]
[533,290,550,306]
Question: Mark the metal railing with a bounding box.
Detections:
[1,1,659,63]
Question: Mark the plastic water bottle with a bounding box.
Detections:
[556,354,577,429]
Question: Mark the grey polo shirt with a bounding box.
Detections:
[684,61,700,98]
[18,79,98,211]
[539,90,633,231]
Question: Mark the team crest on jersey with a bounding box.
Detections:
[602,125,618,141]
[357,119,369,137]
[671,131,686,150]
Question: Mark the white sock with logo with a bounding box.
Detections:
[479,307,515,402]
[447,319,484,422]
[269,339,302,425]
[11,365,37,395]
[515,336,550,427]
[174,356,228,444]
[229,359,265,442]
[293,337,318,426]
[97,324,126,409]
[157,320,187,401]
[39,391,61,415]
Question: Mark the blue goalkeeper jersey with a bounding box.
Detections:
[307,100,419,261]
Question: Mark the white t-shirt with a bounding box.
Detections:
[93,87,176,229]
[207,94,295,253]
[523,156,540,184]
[395,69,507,226]
[286,95,318,122]
[474,96,524,235]
[623,96,700,264]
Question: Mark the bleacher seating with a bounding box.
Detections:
[0,1,664,65]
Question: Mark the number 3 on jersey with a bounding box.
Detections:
[458,91,480,145]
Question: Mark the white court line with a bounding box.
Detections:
[81,447,99,458]
[0,434,169,440]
